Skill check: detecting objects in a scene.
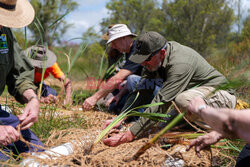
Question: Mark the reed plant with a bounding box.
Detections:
[93,92,170,147]
[30,104,87,140]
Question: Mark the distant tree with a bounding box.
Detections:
[82,27,101,44]
[29,0,78,46]
[234,0,243,34]
[241,15,250,39]
[228,16,250,62]
[100,0,161,35]
[160,0,234,55]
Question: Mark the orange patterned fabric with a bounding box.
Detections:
[34,63,64,83]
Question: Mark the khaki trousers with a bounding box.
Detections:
[174,86,236,129]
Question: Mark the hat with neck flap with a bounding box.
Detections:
[25,45,57,69]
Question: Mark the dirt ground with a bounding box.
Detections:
[0,81,238,167]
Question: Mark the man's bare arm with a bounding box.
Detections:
[82,69,132,110]
[93,69,132,99]
[188,97,250,143]
[59,75,73,105]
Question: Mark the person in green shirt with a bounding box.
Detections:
[0,0,43,160]
[103,31,236,147]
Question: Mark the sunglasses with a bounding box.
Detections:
[144,43,168,62]
[144,49,161,62]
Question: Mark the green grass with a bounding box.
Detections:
[31,105,87,140]
[72,90,94,105]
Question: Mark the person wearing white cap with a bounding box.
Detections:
[0,0,44,160]
[82,24,142,111]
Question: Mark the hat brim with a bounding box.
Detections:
[107,32,137,44]
[0,0,35,28]
[129,52,151,64]
[25,47,57,68]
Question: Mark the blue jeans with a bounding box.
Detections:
[0,107,44,161]
[126,75,163,113]
[35,82,57,97]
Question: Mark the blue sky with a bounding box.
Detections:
[64,0,109,42]
[64,0,250,42]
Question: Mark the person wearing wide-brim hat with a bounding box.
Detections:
[0,0,44,161]
[25,45,73,105]
[82,24,143,113]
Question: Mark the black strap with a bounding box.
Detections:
[0,2,16,10]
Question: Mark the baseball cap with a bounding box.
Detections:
[129,31,167,64]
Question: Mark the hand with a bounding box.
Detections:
[103,130,135,147]
[17,97,40,130]
[102,119,124,130]
[40,94,58,104]
[82,96,98,111]
[105,95,121,107]
[187,97,206,115]
[186,131,223,157]
[0,125,20,146]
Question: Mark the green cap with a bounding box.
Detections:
[129,31,167,64]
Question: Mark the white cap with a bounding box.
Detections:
[107,24,137,44]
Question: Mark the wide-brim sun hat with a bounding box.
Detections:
[107,24,137,44]
[25,45,57,69]
[129,31,167,64]
[0,0,35,28]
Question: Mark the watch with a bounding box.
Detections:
[28,96,39,102]
[198,105,207,116]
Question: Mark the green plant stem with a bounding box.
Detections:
[132,112,186,160]
[24,27,27,50]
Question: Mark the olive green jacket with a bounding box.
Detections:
[0,27,36,104]
[130,41,228,137]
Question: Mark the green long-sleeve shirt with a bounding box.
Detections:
[130,41,228,137]
[0,27,36,104]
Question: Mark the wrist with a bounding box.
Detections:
[28,96,39,102]
[212,131,223,140]
[92,93,102,102]
[127,130,135,141]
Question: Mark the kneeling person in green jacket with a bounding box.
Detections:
[103,31,236,147]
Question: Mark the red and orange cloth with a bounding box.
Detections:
[34,62,64,83]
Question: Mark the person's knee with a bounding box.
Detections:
[175,93,190,109]
[127,75,141,91]
[127,75,140,84]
